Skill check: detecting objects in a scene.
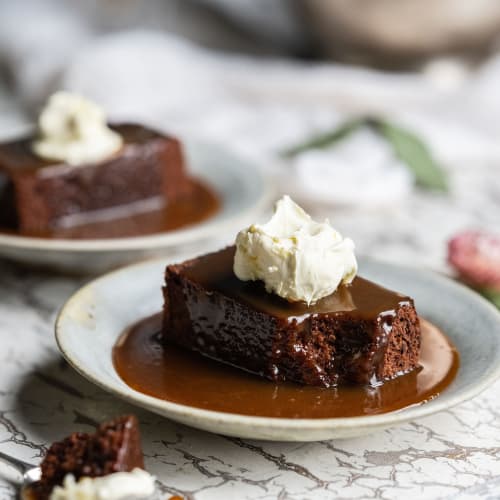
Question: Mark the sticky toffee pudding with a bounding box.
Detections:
[113,196,458,417]
[27,415,151,500]
[0,92,221,239]
[0,124,220,238]
[163,247,420,387]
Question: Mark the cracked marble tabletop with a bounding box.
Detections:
[1,159,500,500]
[1,89,500,500]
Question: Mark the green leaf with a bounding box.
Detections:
[281,118,364,158]
[373,120,448,192]
[280,115,448,193]
[479,288,500,309]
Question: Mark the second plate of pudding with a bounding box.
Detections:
[0,92,272,273]
[55,197,500,440]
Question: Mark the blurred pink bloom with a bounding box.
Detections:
[448,231,500,290]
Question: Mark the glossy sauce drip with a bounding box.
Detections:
[175,246,410,321]
[113,314,459,418]
[0,179,220,239]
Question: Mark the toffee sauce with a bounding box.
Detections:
[113,314,459,419]
[0,179,220,240]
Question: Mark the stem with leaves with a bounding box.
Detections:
[281,116,448,192]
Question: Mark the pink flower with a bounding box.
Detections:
[448,231,500,290]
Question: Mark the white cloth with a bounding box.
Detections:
[1,1,500,209]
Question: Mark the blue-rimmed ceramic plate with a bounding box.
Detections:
[55,254,500,441]
[0,142,273,273]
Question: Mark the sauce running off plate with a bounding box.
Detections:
[113,315,459,419]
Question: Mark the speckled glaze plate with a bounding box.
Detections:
[55,255,500,441]
[0,142,272,273]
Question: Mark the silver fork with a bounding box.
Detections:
[0,450,41,498]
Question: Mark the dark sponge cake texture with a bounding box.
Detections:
[163,247,421,388]
[0,124,191,232]
[32,415,144,499]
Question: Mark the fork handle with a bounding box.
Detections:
[0,450,35,475]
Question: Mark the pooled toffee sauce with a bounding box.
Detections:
[113,314,459,419]
[0,179,220,240]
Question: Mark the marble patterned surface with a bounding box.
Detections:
[0,261,500,500]
[1,82,500,500]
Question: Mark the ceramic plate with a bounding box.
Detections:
[0,142,272,273]
[55,255,500,441]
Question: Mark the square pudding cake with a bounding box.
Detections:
[0,92,192,232]
[163,244,420,388]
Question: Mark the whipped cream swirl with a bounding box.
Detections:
[234,195,357,305]
[49,468,155,500]
[32,91,123,165]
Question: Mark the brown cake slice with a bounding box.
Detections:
[31,415,144,500]
[0,124,192,233]
[163,246,421,388]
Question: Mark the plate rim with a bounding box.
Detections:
[0,142,274,252]
[55,255,500,433]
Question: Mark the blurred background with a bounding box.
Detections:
[0,0,498,292]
